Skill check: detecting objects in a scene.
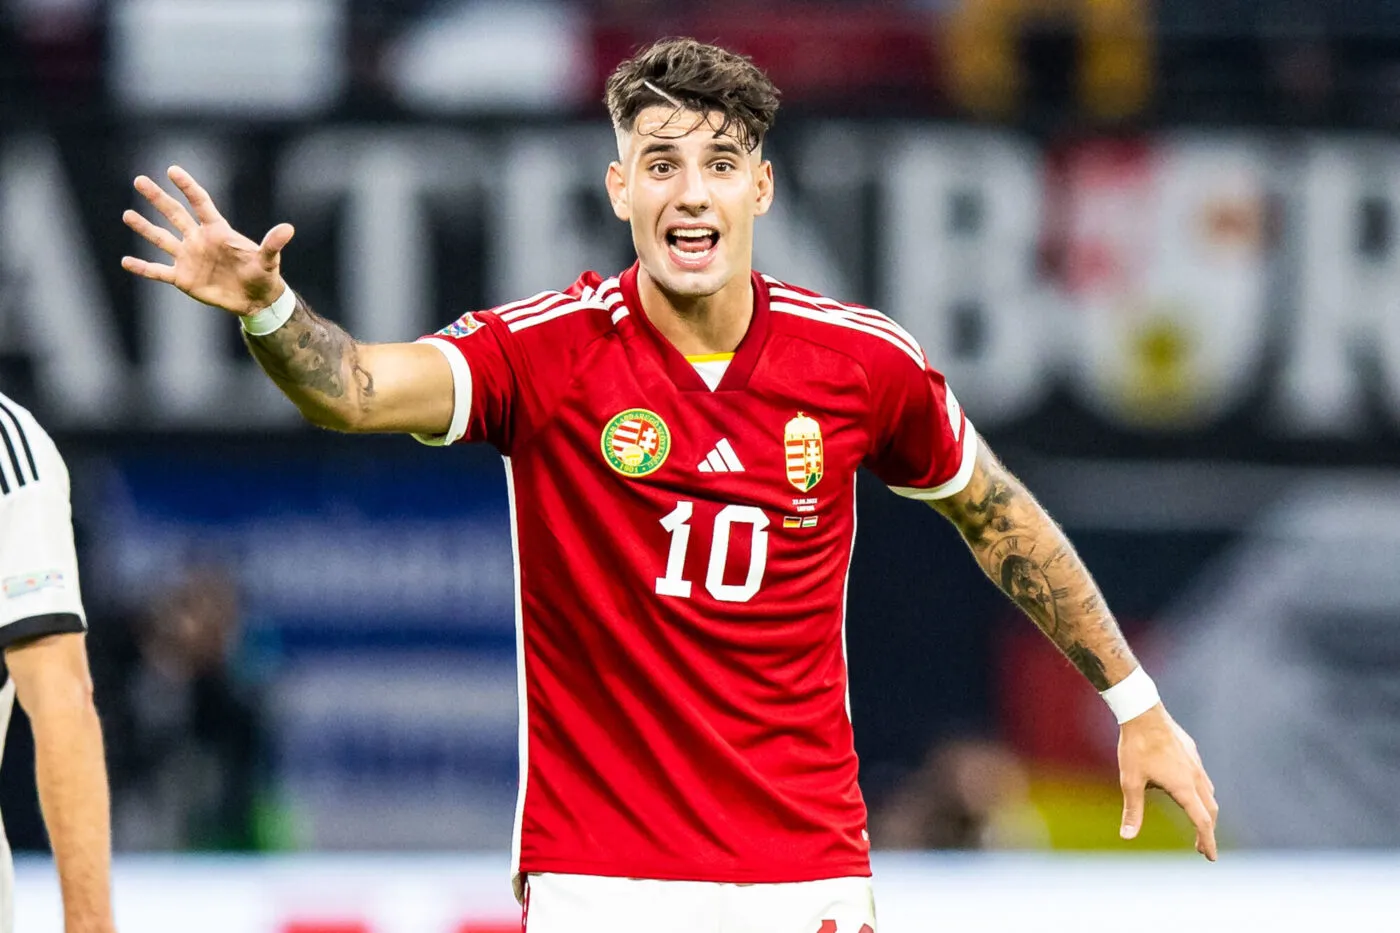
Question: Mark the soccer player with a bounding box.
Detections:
[122,38,1217,932]
[0,391,116,933]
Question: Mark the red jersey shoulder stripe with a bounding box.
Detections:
[599,279,630,324]
[493,289,561,319]
[771,285,919,346]
[499,292,577,323]
[770,299,925,367]
[493,277,622,321]
[506,297,589,333]
[504,277,624,334]
[765,284,924,367]
[594,278,624,310]
[764,276,924,363]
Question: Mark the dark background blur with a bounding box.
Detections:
[2,0,1399,857]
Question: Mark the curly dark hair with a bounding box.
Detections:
[604,38,781,153]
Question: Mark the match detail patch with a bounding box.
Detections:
[437,312,484,338]
[3,571,66,600]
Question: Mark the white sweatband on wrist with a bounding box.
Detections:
[1100,666,1161,724]
[240,286,297,336]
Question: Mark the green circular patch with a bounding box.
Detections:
[601,409,671,477]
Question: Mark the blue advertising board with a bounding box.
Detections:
[87,445,521,849]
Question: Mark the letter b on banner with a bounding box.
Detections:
[882,129,1050,427]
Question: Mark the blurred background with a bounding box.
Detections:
[2,0,1400,929]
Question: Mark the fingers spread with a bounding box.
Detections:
[134,175,196,237]
[123,209,181,256]
[168,165,225,225]
[120,256,177,285]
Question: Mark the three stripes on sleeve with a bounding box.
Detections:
[0,399,39,497]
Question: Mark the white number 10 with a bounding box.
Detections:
[655,501,770,603]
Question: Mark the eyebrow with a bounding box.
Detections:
[707,140,746,157]
[638,141,680,157]
[637,139,747,158]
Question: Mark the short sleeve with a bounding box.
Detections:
[411,275,611,454]
[0,471,87,644]
[411,306,516,449]
[865,353,979,501]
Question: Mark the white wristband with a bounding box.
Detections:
[1100,667,1161,724]
[240,285,296,336]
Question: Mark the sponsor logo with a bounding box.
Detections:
[3,570,65,600]
[697,438,745,473]
[601,409,671,477]
[784,412,824,492]
[437,312,484,338]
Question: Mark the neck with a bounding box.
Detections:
[636,266,754,357]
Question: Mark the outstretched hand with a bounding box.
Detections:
[122,165,295,316]
[1118,705,1219,860]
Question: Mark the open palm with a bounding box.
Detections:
[122,165,295,316]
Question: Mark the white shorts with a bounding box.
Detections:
[523,872,876,933]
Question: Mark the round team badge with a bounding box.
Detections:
[601,409,671,477]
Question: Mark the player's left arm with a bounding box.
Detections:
[6,632,115,933]
[928,439,1220,860]
[0,431,115,932]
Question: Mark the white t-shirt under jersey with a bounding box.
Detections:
[0,391,88,933]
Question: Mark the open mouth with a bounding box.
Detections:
[666,226,720,268]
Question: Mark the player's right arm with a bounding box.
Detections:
[241,299,452,435]
[121,166,452,435]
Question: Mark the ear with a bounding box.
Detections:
[754,160,775,217]
[605,162,630,222]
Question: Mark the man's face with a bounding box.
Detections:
[606,106,774,300]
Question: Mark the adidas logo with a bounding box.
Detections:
[697,438,745,473]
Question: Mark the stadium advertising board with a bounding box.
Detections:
[2,124,1399,459]
[88,453,519,849]
[13,853,1400,932]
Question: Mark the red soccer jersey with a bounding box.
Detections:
[418,264,977,889]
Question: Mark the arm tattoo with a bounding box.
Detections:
[1064,642,1110,692]
[931,445,1133,692]
[242,294,374,429]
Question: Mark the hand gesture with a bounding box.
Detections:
[122,165,295,316]
[1118,705,1219,860]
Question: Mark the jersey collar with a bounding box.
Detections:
[618,262,772,393]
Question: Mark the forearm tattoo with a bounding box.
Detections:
[932,448,1134,691]
[242,294,375,427]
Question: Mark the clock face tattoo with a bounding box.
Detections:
[989,536,1068,637]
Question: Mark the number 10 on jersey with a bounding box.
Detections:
[656,501,770,603]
